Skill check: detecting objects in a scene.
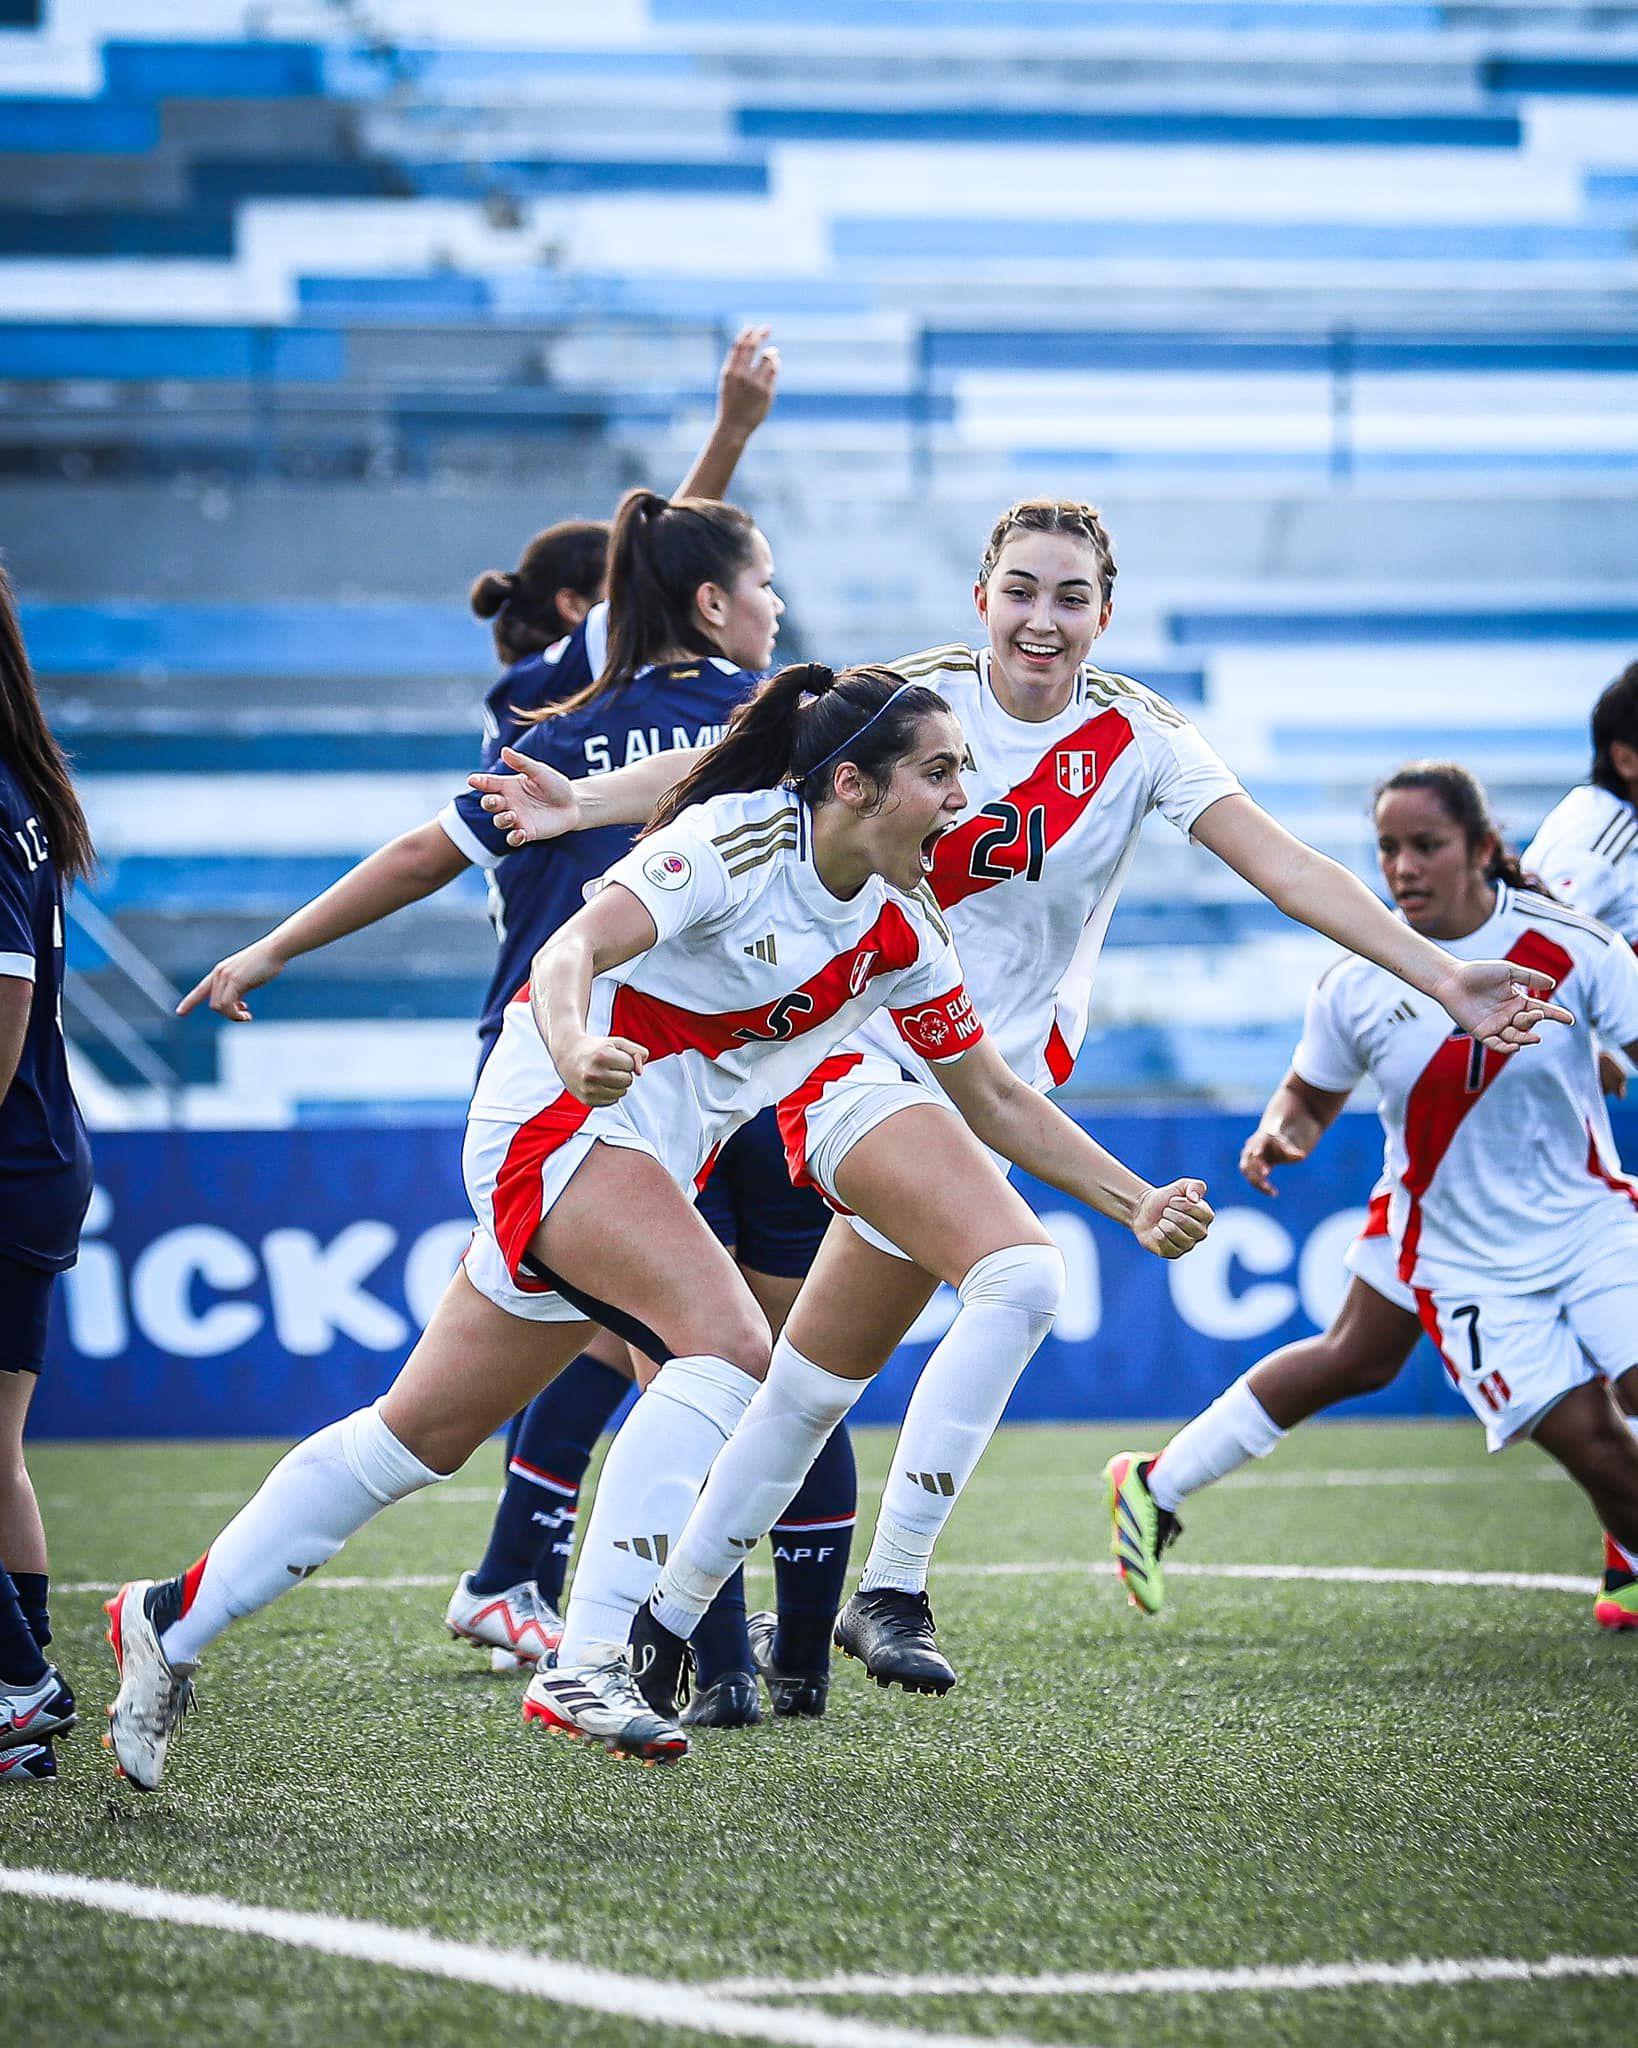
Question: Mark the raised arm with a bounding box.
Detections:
[1193,793,1573,1051]
[177,819,469,1020]
[1238,1069,1351,1198]
[673,325,779,502]
[530,882,660,1105]
[932,1035,1212,1258]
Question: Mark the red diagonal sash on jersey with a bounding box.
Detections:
[929,705,1136,909]
[1395,930,1574,1284]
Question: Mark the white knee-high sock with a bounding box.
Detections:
[860,1242,1064,1596]
[160,1403,444,1665]
[556,1353,758,1665]
[650,1338,868,1637]
[1147,1373,1285,1516]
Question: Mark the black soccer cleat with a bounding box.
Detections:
[680,1671,762,1730]
[834,1588,957,1696]
[747,1610,829,1719]
[629,1600,694,1721]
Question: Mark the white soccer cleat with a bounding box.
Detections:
[103,1580,196,1793]
[443,1572,562,1666]
[521,1653,689,1764]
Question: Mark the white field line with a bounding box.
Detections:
[706,1953,1638,2003]
[55,1561,1597,1598]
[0,1870,1082,2048]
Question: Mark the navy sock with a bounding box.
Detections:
[11,1571,49,1650]
[690,1568,752,1688]
[469,1353,631,1603]
[0,1565,48,1687]
[771,1423,858,1677]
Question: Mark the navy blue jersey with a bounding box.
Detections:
[0,759,92,1270]
[439,608,756,1061]
[476,604,606,764]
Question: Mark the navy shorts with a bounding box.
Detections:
[697,1105,830,1279]
[0,1253,55,1374]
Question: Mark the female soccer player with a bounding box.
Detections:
[1107,762,1638,1627]
[1525,661,1638,942]
[469,499,1573,1694]
[103,664,1215,1783]
[0,568,94,1786]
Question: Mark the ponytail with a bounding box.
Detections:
[533,489,758,724]
[0,567,93,885]
[469,517,609,667]
[643,662,948,838]
[1374,760,1526,890]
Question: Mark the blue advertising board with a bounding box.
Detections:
[32,1106,1638,1440]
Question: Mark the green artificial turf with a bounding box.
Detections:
[3,1422,1632,2047]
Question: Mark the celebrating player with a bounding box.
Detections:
[1106,761,1638,1628]
[468,499,1573,1696]
[1525,660,1638,942]
[0,568,94,1786]
[103,664,1213,1784]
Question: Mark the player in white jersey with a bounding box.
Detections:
[471,499,1570,1697]
[1110,761,1638,1628]
[102,662,1216,1785]
[1524,661,1638,943]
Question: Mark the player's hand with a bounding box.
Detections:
[467,746,581,847]
[555,1033,647,1107]
[1599,1049,1628,1099]
[715,323,779,438]
[1239,1125,1308,1196]
[1132,1178,1212,1259]
[1436,959,1574,1052]
[176,939,285,1021]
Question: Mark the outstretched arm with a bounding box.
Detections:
[1193,793,1573,1051]
[932,1037,1212,1258]
[1238,1070,1351,1197]
[674,324,780,502]
[467,744,707,848]
[177,819,469,1020]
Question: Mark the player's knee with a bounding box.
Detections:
[712,1311,773,1383]
[959,1241,1066,1323]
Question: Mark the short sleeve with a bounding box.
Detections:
[886,920,985,1065]
[1586,932,1638,1052]
[438,715,567,871]
[596,815,733,943]
[1130,707,1243,838]
[0,824,38,982]
[1290,967,1366,1094]
[1539,848,1631,937]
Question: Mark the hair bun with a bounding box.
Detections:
[798,662,836,694]
[469,568,518,619]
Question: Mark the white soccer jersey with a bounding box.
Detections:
[469,787,979,1281]
[1293,885,1638,1297]
[1523,783,1638,946]
[842,644,1242,1092]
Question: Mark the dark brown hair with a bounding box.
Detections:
[978,498,1118,609]
[1590,660,1638,802]
[642,662,949,838]
[0,566,93,884]
[534,489,759,724]
[1374,761,1526,888]
[469,518,610,666]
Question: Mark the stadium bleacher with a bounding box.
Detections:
[2,0,1635,1118]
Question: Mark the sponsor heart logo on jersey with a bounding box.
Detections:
[1056,749,1098,799]
[643,851,692,890]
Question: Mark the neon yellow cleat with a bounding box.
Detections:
[1595,1539,1638,1631]
[1104,1451,1181,1617]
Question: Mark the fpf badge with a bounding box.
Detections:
[1056,750,1098,798]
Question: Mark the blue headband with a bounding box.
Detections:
[803,680,924,778]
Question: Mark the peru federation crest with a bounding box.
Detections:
[1055,749,1098,799]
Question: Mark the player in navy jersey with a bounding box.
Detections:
[0,569,94,1785]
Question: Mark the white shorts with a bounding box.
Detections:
[461,1114,658,1325]
[1412,1231,1638,1452]
[776,1050,974,1264]
[1343,1200,1417,1315]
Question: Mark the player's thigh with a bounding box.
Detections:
[1530,1377,1638,1489]
[783,1215,941,1379]
[535,1140,772,1376]
[382,1265,593,1473]
[831,1102,1052,1287]
[1420,1285,1596,1453]
[1323,1273,1423,1382]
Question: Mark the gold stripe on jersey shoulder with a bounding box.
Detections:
[913,882,953,946]
[1084,663,1189,730]
[724,827,798,878]
[713,805,796,854]
[885,642,979,684]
